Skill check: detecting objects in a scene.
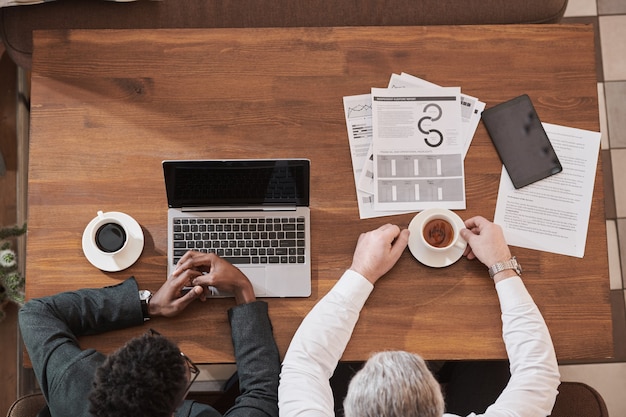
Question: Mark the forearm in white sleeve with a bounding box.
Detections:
[478,276,560,417]
[279,270,373,417]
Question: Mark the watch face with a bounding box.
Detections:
[139,290,152,301]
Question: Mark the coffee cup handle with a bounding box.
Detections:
[454,237,467,249]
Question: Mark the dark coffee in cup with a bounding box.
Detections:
[422,218,454,248]
[95,222,127,253]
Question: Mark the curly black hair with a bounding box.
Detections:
[88,332,188,417]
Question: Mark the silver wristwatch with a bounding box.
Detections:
[488,256,522,279]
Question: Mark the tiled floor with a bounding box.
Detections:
[559,0,626,415]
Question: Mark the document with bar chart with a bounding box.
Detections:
[371,87,466,212]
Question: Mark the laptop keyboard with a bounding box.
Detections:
[172,216,307,266]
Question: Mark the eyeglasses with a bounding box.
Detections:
[148,329,200,397]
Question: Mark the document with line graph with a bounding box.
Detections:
[343,93,414,219]
[371,87,466,212]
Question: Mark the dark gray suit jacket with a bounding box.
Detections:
[18,277,280,417]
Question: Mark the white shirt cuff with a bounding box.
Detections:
[333,269,375,310]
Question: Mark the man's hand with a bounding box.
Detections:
[349,224,410,285]
[460,216,517,282]
[148,266,205,318]
[174,251,256,305]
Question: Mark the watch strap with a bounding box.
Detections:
[488,256,522,279]
[139,290,152,321]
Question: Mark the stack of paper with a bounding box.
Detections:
[344,73,485,219]
[494,123,601,258]
[344,74,602,259]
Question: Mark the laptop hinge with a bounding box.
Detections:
[181,206,296,212]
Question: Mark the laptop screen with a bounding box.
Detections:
[164,159,310,208]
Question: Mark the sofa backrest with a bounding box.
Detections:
[1,0,569,69]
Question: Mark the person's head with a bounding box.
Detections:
[88,330,198,417]
[343,351,444,417]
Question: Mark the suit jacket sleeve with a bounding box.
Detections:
[18,277,145,410]
[223,301,281,417]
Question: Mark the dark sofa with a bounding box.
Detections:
[1,0,569,69]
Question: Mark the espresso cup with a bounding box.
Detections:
[420,211,465,252]
[91,211,128,255]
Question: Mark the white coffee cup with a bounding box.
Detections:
[419,210,466,252]
[90,211,128,255]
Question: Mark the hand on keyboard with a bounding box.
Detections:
[174,251,256,305]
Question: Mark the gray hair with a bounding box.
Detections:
[343,351,444,417]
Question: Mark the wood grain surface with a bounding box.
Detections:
[26,25,611,362]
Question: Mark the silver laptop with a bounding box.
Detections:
[163,159,311,297]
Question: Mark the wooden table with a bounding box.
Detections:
[27,25,612,362]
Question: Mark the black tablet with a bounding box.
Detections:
[482,94,562,189]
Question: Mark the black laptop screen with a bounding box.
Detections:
[163,160,310,208]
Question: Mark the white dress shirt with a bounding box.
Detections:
[278,270,560,417]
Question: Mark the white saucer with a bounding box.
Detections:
[408,208,467,268]
[82,212,144,272]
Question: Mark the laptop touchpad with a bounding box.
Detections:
[242,267,267,297]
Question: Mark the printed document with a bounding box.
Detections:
[357,74,483,197]
[388,73,485,158]
[344,94,407,218]
[371,87,465,211]
[494,123,601,258]
[344,73,482,219]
